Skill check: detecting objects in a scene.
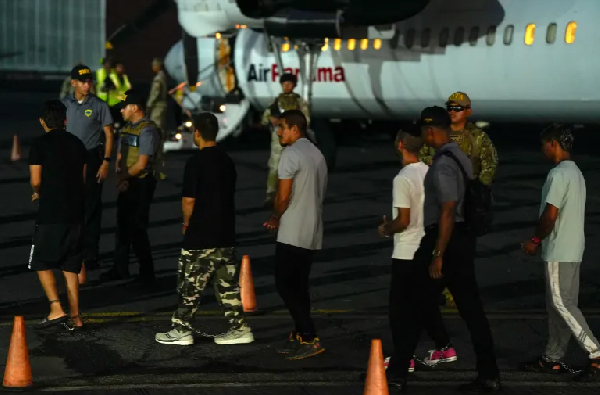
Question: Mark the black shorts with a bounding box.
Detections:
[28,223,84,273]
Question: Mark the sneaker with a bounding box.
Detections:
[214,325,254,345]
[423,345,458,367]
[276,331,300,354]
[155,328,194,345]
[574,358,600,382]
[384,356,415,373]
[521,356,579,374]
[285,336,325,360]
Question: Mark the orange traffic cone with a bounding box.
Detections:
[239,255,258,313]
[364,339,389,395]
[10,135,21,162]
[2,316,32,389]
[78,263,86,285]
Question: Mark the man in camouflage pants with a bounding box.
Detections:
[416,91,498,367]
[261,73,310,208]
[155,112,254,346]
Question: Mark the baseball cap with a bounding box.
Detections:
[416,106,451,128]
[119,89,145,108]
[446,91,471,107]
[71,65,94,81]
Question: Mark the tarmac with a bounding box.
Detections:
[1,89,600,393]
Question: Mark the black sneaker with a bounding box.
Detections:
[276,331,299,354]
[573,358,600,382]
[521,357,578,374]
[285,336,325,360]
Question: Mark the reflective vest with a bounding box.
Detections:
[116,74,132,101]
[119,119,159,179]
[96,68,120,105]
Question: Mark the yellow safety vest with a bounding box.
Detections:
[96,68,120,105]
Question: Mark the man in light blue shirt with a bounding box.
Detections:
[521,124,600,381]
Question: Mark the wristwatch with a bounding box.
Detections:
[432,250,443,258]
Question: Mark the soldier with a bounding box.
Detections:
[147,58,168,179]
[99,89,160,287]
[155,112,254,346]
[261,73,310,208]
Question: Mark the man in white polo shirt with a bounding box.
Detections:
[263,109,328,361]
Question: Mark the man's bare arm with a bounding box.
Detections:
[103,125,114,158]
[435,201,457,254]
[534,203,559,241]
[125,155,149,178]
[29,165,41,194]
[385,208,411,236]
[273,178,293,218]
[182,197,195,225]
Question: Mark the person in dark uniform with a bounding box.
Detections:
[61,65,114,272]
[99,90,160,287]
[28,100,87,330]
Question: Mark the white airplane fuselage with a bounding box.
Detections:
[167,0,600,123]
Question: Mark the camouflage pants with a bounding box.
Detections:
[266,127,283,196]
[171,247,246,331]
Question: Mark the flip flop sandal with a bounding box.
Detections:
[36,299,68,329]
[66,315,85,331]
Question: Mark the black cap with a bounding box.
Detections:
[71,65,94,81]
[417,106,451,128]
[119,89,145,108]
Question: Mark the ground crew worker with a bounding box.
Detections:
[99,89,160,288]
[60,63,95,99]
[261,73,310,208]
[114,62,132,101]
[147,58,168,179]
[61,65,114,272]
[95,57,118,105]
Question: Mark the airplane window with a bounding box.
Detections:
[439,27,449,47]
[360,39,368,50]
[334,38,342,51]
[565,21,577,44]
[546,23,557,43]
[405,28,415,49]
[486,26,497,46]
[373,39,382,50]
[525,24,536,45]
[503,25,514,45]
[421,28,431,47]
[469,27,479,46]
[453,27,465,46]
[348,39,356,50]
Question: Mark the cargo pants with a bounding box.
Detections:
[171,247,247,332]
[266,125,284,197]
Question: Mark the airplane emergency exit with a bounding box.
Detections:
[163,0,600,153]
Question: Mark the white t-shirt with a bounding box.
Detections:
[392,162,429,260]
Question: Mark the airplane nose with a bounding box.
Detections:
[164,40,186,84]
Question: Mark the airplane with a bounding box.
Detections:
[162,0,599,165]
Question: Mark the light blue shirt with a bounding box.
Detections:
[540,160,586,263]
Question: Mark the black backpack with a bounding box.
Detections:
[441,151,493,237]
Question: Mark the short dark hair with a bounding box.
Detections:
[192,112,219,141]
[395,125,424,154]
[41,100,67,129]
[279,109,307,135]
[541,123,574,152]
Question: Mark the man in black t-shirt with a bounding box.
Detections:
[155,112,254,346]
[28,100,88,331]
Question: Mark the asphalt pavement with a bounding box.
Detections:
[1,89,600,393]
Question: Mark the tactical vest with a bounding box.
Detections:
[119,119,159,179]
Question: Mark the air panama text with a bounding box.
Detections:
[247,64,346,83]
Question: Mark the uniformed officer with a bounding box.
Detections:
[60,62,95,99]
[261,73,310,207]
[100,89,160,288]
[147,58,168,179]
[61,64,114,271]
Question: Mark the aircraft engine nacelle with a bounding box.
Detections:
[236,0,431,38]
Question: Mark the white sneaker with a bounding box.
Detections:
[214,325,254,345]
[155,328,194,345]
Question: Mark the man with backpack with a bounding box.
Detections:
[391,106,500,392]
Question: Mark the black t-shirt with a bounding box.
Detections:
[28,129,87,224]
[182,146,236,249]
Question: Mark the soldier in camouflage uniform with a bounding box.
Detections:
[155,112,254,346]
[261,73,310,207]
[147,58,168,179]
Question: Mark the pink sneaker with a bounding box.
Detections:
[384,356,415,373]
[423,346,458,367]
